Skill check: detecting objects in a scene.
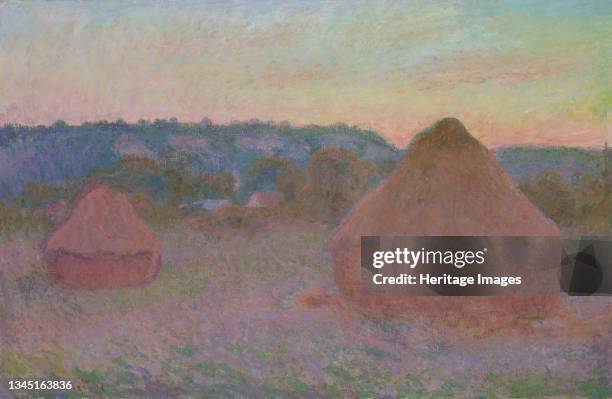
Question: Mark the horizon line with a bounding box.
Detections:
[0,117,607,150]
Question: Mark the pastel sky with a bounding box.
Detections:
[0,0,609,147]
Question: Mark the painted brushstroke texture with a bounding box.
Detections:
[0,0,609,147]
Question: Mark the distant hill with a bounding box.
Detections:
[0,120,604,203]
[0,121,401,201]
[494,146,604,184]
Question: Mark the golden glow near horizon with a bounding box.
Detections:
[0,1,609,147]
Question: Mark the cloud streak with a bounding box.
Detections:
[0,0,609,146]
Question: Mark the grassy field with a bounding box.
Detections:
[0,222,611,398]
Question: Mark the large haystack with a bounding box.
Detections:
[330,118,563,314]
[43,183,161,289]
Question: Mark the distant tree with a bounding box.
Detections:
[304,148,372,223]
[519,171,576,225]
[371,158,398,177]
[276,164,305,202]
[248,156,286,187]
[86,155,194,205]
[200,117,213,127]
[0,181,13,202]
[18,180,60,209]
[575,172,605,202]
[572,167,612,234]
[52,120,68,129]
[163,164,192,205]
[192,171,235,199]
[117,155,161,176]
[159,147,192,170]
[129,191,156,219]
[248,155,305,201]
[99,156,164,198]
[216,171,236,197]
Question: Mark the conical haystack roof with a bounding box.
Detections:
[44,183,161,288]
[45,183,160,255]
[330,118,561,307]
[333,118,559,239]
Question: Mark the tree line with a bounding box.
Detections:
[5,147,395,230]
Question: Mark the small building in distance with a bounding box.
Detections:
[180,199,230,212]
[246,191,284,208]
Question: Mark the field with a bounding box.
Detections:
[2,0,610,397]
[1,221,611,399]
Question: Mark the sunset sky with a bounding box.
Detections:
[0,0,609,147]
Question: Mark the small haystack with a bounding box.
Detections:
[330,118,563,314]
[43,183,161,289]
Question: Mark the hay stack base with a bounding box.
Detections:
[330,118,563,316]
[46,251,160,289]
